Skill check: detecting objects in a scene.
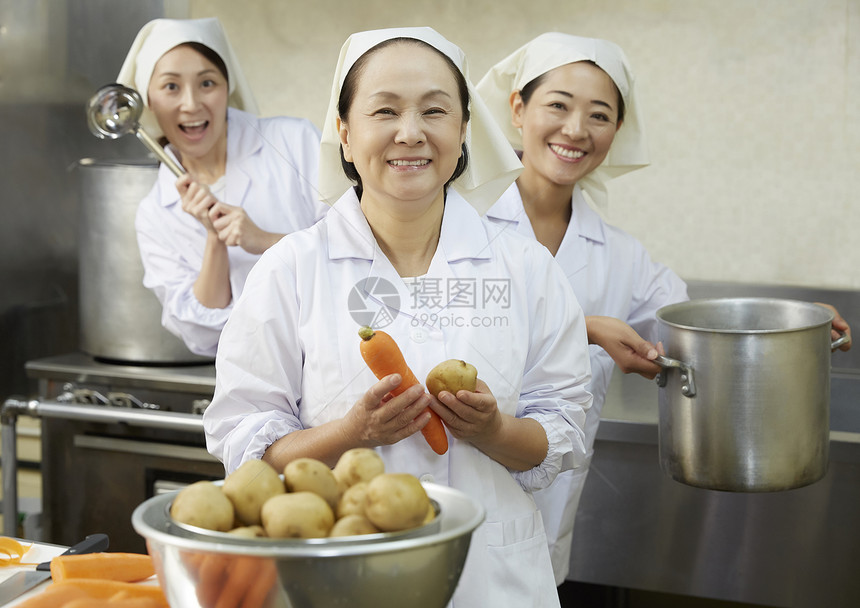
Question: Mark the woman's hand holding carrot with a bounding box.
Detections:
[341,376,433,448]
[358,326,449,454]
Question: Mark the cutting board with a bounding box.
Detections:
[0,540,66,605]
[0,540,160,606]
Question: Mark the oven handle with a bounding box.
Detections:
[3,398,204,432]
[1,398,206,536]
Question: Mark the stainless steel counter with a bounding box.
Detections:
[25,352,215,397]
[567,281,860,608]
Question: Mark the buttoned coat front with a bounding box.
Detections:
[204,189,593,606]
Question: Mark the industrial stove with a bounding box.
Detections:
[2,352,225,553]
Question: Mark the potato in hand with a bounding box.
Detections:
[425,359,477,398]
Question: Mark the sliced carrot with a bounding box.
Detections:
[111,589,163,602]
[358,326,449,455]
[12,584,90,608]
[50,552,155,583]
[108,600,164,608]
[56,598,110,608]
[49,580,169,608]
[0,537,35,566]
[64,597,162,608]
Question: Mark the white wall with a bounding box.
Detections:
[186,0,860,290]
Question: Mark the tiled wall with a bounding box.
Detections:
[189,0,859,290]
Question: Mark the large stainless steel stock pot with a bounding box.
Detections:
[654,297,850,492]
[77,158,210,363]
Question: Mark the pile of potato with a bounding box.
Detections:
[169,448,435,539]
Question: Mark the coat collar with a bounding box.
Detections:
[155,107,259,207]
[326,189,492,263]
[485,182,606,245]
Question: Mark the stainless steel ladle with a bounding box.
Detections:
[86,83,185,177]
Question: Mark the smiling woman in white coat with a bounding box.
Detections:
[477,33,853,587]
[476,32,689,586]
[203,26,593,607]
[118,17,327,357]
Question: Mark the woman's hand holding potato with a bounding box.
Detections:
[431,378,550,472]
[431,378,503,444]
[425,359,499,443]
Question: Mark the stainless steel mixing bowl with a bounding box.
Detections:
[132,482,484,608]
[169,498,443,546]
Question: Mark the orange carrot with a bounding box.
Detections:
[48,580,169,608]
[194,553,229,607]
[238,559,278,608]
[216,556,276,608]
[358,326,448,455]
[107,590,165,606]
[185,554,277,608]
[51,552,155,583]
[13,584,90,608]
[64,595,162,608]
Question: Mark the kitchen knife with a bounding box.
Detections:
[0,533,109,606]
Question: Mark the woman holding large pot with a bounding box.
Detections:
[118,17,327,357]
[477,32,687,585]
[204,26,592,606]
[477,32,852,584]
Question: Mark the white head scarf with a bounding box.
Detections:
[476,32,648,209]
[318,27,523,215]
[116,17,258,139]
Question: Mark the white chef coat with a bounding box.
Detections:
[134,107,327,357]
[486,182,688,584]
[204,189,593,607]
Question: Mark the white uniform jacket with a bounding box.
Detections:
[204,189,593,607]
[486,182,688,583]
[134,107,327,357]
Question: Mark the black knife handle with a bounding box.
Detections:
[35,533,110,571]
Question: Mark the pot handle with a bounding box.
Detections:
[654,354,697,397]
[832,331,851,352]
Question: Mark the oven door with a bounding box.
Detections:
[41,416,225,553]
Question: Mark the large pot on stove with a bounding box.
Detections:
[654,297,849,492]
[77,158,210,364]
